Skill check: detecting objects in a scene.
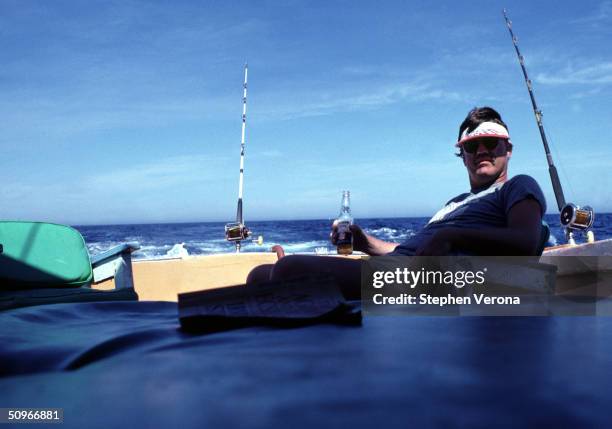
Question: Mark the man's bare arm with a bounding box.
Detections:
[416,199,543,256]
[357,229,400,256]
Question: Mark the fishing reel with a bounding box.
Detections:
[560,203,595,244]
[560,203,594,231]
[225,222,251,242]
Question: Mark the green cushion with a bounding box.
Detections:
[0,221,93,289]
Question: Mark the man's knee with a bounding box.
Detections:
[246,264,273,284]
[270,255,312,281]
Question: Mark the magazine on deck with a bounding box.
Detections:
[178,276,361,332]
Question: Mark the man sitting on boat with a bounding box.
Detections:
[247,106,547,298]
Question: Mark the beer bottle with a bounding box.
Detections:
[335,190,353,255]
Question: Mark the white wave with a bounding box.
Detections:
[90,243,177,261]
[366,227,397,235]
[87,242,129,256]
[365,227,412,241]
[189,240,240,253]
[192,245,229,254]
[88,239,336,260]
[166,243,189,258]
[266,240,331,253]
[87,243,110,255]
[137,242,227,259]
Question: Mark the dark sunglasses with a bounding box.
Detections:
[462,138,506,154]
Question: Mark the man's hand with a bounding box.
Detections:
[349,224,371,253]
[330,221,369,253]
[330,221,399,256]
[415,230,453,256]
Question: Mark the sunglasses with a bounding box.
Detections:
[462,138,507,155]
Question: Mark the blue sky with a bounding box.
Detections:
[1,0,611,225]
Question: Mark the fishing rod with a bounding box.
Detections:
[225,63,252,252]
[502,9,594,242]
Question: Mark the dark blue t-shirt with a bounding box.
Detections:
[391,175,547,255]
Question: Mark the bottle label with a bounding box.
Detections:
[336,221,353,255]
[337,222,350,241]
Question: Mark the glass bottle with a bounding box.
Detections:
[336,191,353,255]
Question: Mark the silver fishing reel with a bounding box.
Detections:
[560,203,594,231]
[225,222,251,242]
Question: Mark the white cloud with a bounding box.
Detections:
[257,80,464,121]
[254,150,283,158]
[570,1,612,25]
[83,154,231,194]
[536,62,612,85]
[569,87,603,99]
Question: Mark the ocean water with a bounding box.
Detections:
[76,214,612,260]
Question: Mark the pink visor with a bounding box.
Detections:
[457,122,511,147]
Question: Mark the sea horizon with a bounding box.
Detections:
[75,214,612,260]
[71,212,612,228]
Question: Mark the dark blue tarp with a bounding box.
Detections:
[2,301,612,428]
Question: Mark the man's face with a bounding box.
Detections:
[461,137,512,188]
